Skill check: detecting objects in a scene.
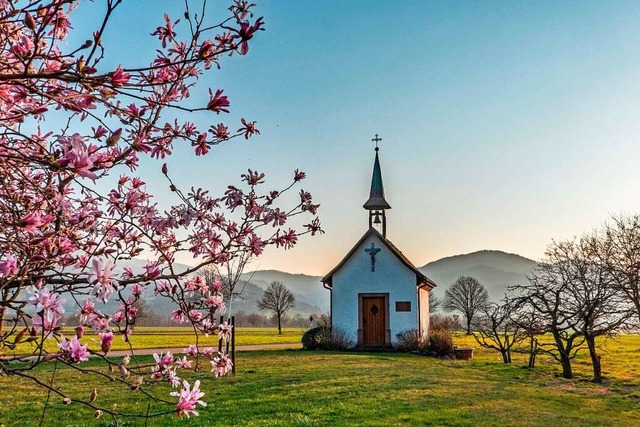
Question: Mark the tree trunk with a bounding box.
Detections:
[528,339,537,369]
[501,350,511,364]
[586,335,602,383]
[277,313,282,335]
[559,352,573,379]
[466,317,472,335]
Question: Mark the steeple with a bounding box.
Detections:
[363,134,391,237]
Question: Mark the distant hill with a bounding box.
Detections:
[77,250,537,319]
[419,250,537,301]
[240,270,328,314]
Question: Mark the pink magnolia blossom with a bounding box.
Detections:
[89,258,117,302]
[211,352,233,377]
[184,345,198,357]
[167,368,180,388]
[170,380,206,419]
[28,287,66,316]
[58,335,90,363]
[171,309,186,324]
[176,356,192,369]
[99,331,114,353]
[0,254,19,277]
[201,347,215,358]
[207,89,230,114]
[111,66,131,87]
[218,322,233,341]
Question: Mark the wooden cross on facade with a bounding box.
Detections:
[365,242,381,272]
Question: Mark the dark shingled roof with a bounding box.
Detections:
[363,150,391,210]
[321,228,436,290]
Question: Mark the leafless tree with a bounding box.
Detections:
[571,233,633,382]
[444,276,489,334]
[429,293,442,313]
[511,304,544,369]
[199,251,253,318]
[511,252,584,380]
[512,236,632,381]
[257,281,295,334]
[603,214,640,323]
[472,299,526,364]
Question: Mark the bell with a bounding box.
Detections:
[373,212,382,224]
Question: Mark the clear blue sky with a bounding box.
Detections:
[73,1,640,275]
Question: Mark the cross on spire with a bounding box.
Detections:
[372,134,382,151]
[365,242,381,272]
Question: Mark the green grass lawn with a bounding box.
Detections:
[6,327,304,355]
[2,334,640,426]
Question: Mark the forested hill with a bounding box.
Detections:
[419,250,538,301]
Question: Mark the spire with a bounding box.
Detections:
[364,134,390,238]
[363,136,391,210]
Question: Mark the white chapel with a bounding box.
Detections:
[322,136,436,347]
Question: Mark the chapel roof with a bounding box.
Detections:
[321,227,436,289]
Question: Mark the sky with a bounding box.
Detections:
[71,1,640,275]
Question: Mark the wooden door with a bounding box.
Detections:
[362,296,386,345]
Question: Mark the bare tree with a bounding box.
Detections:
[604,214,640,323]
[257,281,296,335]
[511,250,584,380]
[444,276,489,334]
[570,234,633,382]
[200,251,253,318]
[472,300,526,364]
[429,293,442,313]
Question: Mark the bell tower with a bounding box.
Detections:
[363,134,391,238]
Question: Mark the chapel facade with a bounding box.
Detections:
[321,137,436,347]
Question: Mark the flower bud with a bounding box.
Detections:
[62,397,71,405]
[24,12,36,30]
[89,387,97,403]
[94,410,103,419]
[75,325,84,339]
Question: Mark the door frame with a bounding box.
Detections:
[357,293,391,346]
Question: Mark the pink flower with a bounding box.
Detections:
[201,347,215,358]
[211,352,233,377]
[218,322,233,341]
[211,280,223,292]
[33,311,62,335]
[153,351,174,368]
[171,309,186,324]
[19,211,51,234]
[28,287,65,316]
[176,356,192,369]
[184,345,198,357]
[58,335,90,363]
[151,13,178,48]
[206,89,230,114]
[188,310,203,322]
[89,258,116,302]
[293,169,306,182]
[238,118,259,139]
[99,331,114,353]
[0,254,18,277]
[237,17,264,55]
[211,123,229,139]
[111,66,130,87]
[170,380,206,419]
[167,368,180,388]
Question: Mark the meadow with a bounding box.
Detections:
[2,332,640,426]
[7,327,304,355]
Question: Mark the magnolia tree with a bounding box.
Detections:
[0,0,322,421]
